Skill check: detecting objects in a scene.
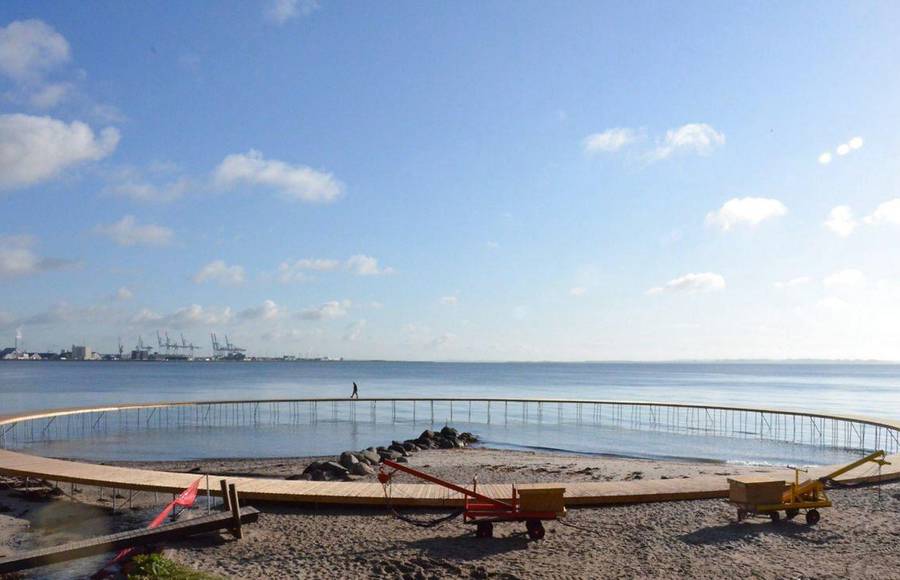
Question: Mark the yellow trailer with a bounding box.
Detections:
[728,450,890,525]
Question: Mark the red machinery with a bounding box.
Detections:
[378,459,564,539]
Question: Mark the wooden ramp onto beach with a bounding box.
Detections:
[0,507,260,574]
[0,449,897,508]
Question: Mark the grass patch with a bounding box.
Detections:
[127,553,221,580]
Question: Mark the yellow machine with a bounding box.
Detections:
[728,450,890,525]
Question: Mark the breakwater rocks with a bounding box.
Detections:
[291,427,478,482]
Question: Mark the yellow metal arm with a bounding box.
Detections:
[820,450,889,482]
[786,450,890,501]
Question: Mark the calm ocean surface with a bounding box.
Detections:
[1,361,898,464]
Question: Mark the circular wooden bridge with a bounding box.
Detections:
[1,398,898,507]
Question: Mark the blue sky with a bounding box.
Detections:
[2,1,900,360]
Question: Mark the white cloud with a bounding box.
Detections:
[108,174,190,203]
[705,197,787,231]
[277,255,391,281]
[214,149,342,203]
[93,215,174,247]
[647,272,726,296]
[345,254,393,276]
[0,234,76,279]
[821,136,863,165]
[583,128,640,154]
[28,82,71,108]
[300,300,351,320]
[823,269,864,289]
[569,287,587,297]
[115,287,133,301]
[440,296,458,305]
[863,198,900,226]
[0,114,119,190]
[131,308,162,324]
[428,332,457,349]
[651,123,725,160]
[0,20,69,82]
[823,205,857,237]
[264,0,320,24]
[817,296,850,311]
[132,304,233,328]
[343,319,367,342]
[277,258,340,282]
[163,305,233,327]
[193,260,245,286]
[239,299,280,321]
[774,276,812,289]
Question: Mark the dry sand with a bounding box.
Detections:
[1,448,898,579]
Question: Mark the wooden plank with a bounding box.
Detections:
[219,478,231,512]
[0,507,259,574]
[227,483,242,539]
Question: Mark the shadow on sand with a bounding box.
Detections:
[680,519,841,546]
[403,533,531,560]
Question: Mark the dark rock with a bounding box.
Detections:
[361,449,381,464]
[436,437,454,449]
[322,461,349,474]
[302,461,324,475]
[339,451,359,469]
[401,441,417,452]
[351,462,375,476]
[440,426,458,439]
[389,444,410,457]
[378,449,402,461]
[396,456,408,463]
[311,469,325,481]
[419,429,435,441]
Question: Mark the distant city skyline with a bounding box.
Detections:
[2,2,900,360]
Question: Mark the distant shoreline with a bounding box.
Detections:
[1,358,897,364]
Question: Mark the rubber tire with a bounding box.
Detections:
[805,509,821,526]
[476,522,493,538]
[526,520,546,540]
[769,511,781,523]
[785,508,799,520]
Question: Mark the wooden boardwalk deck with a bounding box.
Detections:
[1,400,898,507]
[0,448,897,508]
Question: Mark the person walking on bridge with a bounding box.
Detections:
[351,382,359,399]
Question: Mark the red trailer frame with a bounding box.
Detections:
[378,459,560,539]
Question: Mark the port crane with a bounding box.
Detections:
[179,333,200,356]
[133,336,153,358]
[210,333,246,360]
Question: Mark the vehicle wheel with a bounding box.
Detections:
[805,509,820,526]
[476,522,493,538]
[769,511,781,523]
[526,520,545,540]
[785,508,799,520]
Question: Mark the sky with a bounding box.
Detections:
[1,1,900,361]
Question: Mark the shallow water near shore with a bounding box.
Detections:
[2,361,899,465]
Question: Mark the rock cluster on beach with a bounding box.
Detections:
[292,426,478,482]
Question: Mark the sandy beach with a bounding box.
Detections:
[1,447,898,579]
